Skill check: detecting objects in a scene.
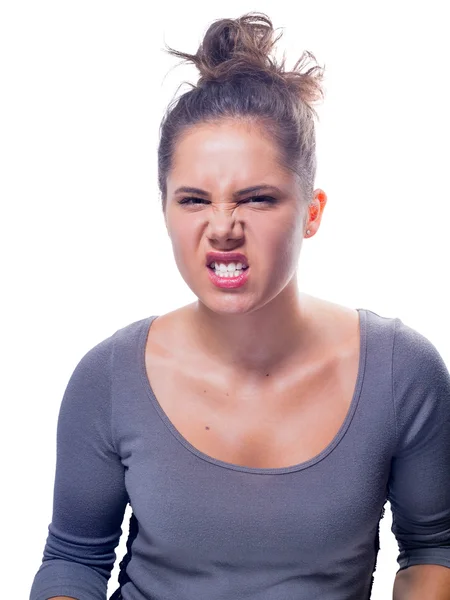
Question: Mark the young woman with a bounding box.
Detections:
[30,12,450,600]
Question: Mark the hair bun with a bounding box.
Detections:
[198,13,280,82]
[165,12,285,85]
[164,12,324,108]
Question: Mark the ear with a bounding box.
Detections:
[309,189,327,225]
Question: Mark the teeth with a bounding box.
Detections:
[215,270,241,278]
[208,260,248,278]
[210,261,246,270]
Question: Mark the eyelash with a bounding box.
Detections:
[177,196,277,206]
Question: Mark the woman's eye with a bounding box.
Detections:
[245,196,276,204]
[178,196,276,205]
[178,197,206,205]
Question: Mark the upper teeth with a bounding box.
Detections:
[211,262,245,271]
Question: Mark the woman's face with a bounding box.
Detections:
[164,119,323,315]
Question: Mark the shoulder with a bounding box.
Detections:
[59,316,157,426]
[391,315,450,455]
[70,315,156,383]
[355,308,450,456]
[112,315,156,351]
[392,316,449,385]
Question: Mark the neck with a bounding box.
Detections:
[186,276,315,380]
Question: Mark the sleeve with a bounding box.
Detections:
[29,335,129,600]
[387,317,450,573]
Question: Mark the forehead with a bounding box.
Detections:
[168,120,292,192]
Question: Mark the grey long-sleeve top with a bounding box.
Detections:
[29,308,450,600]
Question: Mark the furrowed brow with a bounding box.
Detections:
[173,184,283,198]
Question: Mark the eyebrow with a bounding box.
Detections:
[173,184,283,198]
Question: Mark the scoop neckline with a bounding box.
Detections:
[137,308,368,475]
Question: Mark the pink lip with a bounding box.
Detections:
[206,264,250,289]
[205,251,249,267]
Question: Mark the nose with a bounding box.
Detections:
[206,205,244,243]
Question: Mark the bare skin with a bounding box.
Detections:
[144,294,360,469]
[147,118,361,469]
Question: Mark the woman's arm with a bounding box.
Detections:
[388,318,450,593]
[393,564,450,600]
[29,336,128,600]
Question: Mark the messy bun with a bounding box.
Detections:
[165,14,323,111]
[158,12,325,209]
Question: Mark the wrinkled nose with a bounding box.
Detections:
[206,206,243,242]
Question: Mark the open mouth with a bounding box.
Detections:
[207,262,249,278]
[206,263,250,288]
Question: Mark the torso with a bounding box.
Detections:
[144,295,361,469]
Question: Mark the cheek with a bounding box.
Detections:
[265,228,304,274]
[172,233,190,258]
[169,227,198,269]
[259,218,301,252]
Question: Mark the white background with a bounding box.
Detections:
[1,1,449,599]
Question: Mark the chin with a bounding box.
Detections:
[197,296,257,316]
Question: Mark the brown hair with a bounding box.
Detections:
[158,12,325,212]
